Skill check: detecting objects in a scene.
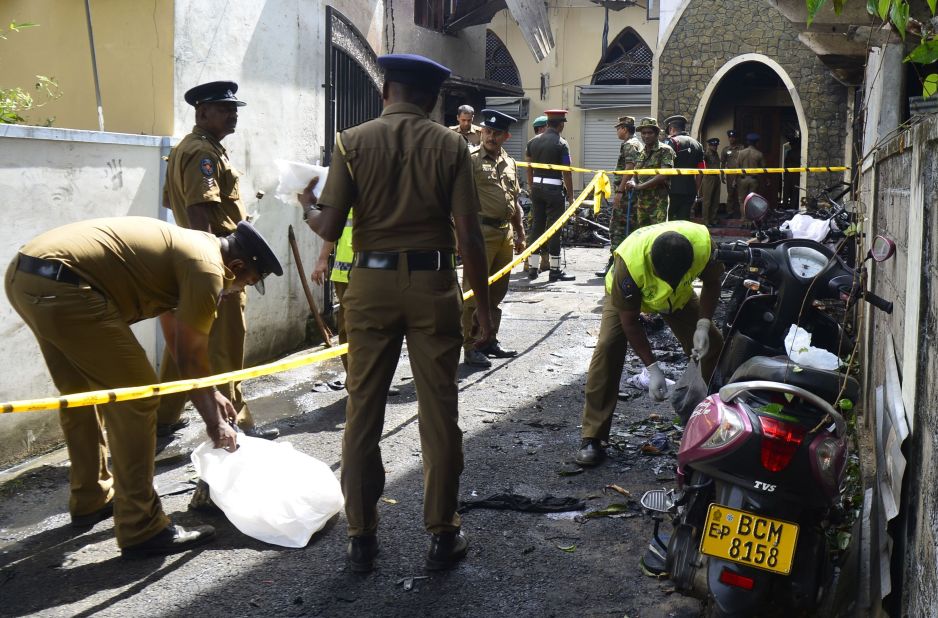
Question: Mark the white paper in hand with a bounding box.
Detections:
[191,435,344,548]
[274,159,328,204]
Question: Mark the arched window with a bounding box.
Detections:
[592,28,652,85]
[486,30,521,86]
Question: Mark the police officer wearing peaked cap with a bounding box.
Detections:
[5,216,281,558]
[461,108,526,368]
[157,80,280,443]
[303,53,493,573]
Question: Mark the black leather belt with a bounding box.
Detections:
[480,216,509,228]
[354,250,456,271]
[16,254,83,285]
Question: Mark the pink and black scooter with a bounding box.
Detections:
[641,194,896,616]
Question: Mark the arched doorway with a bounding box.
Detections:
[693,55,808,209]
[592,27,653,86]
[324,7,382,165]
[485,30,520,87]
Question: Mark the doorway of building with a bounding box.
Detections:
[698,61,803,210]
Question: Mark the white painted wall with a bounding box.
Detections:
[0,125,167,465]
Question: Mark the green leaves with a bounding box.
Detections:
[878,0,892,21]
[924,73,938,98]
[905,39,938,64]
[807,0,828,26]
[930,0,938,16]
[838,398,854,411]
[891,0,910,39]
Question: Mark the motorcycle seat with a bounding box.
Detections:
[728,356,859,407]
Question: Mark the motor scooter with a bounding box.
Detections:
[641,205,896,616]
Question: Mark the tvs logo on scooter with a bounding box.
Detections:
[754,481,777,492]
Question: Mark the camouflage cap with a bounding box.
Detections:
[613,115,636,128]
[637,117,660,132]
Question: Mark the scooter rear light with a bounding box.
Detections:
[719,567,755,590]
[701,403,745,449]
[814,437,840,488]
[759,416,806,472]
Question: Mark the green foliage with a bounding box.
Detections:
[0,21,61,125]
[890,0,910,39]
[924,73,938,97]
[905,38,938,63]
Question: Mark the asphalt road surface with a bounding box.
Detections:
[0,247,702,618]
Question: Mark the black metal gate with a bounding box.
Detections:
[324,8,382,164]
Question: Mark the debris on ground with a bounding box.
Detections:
[459,493,586,513]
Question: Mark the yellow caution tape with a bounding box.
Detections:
[0,174,607,414]
[516,162,849,176]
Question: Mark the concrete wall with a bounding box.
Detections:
[490,1,658,186]
[0,125,167,467]
[0,0,174,134]
[861,115,938,615]
[655,0,848,192]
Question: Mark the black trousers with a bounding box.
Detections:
[529,185,566,257]
[668,193,696,221]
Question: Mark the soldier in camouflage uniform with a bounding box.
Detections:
[598,116,643,277]
[625,117,674,230]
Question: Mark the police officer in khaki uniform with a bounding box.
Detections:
[462,109,527,368]
[525,109,575,282]
[664,115,705,221]
[720,129,743,216]
[701,138,722,226]
[575,221,724,466]
[736,132,768,202]
[157,81,278,440]
[5,217,282,558]
[449,104,482,146]
[303,54,493,573]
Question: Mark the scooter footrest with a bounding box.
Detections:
[641,489,675,513]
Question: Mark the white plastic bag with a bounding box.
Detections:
[623,366,675,392]
[779,214,833,243]
[191,436,344,548]
[274,159,329,204]
[783,324,840,370]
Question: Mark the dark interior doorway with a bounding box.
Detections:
[700,61,803,210]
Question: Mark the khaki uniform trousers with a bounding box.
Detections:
[333,281,349,371]
[342,261,464,537]
[737,177,760,206]
[701,175,721,226]
[156,290,254,428]
[580,294,723,442]
[5,261,170,548]
[461,224,512,349]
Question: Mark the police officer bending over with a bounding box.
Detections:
[5,218,282,559]
[575,221,724,466]
[303,54,493,573]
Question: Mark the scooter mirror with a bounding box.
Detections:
[868,235,897,262]
[743,193,770,223]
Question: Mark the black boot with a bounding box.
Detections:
[426,530,468,571]
[594,256,613,278]
[549,269,575,282]
[347,535,380,572]
[575,438,605,466]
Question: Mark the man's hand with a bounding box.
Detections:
[311,254,330,285]
[513,233,527,254]
[207,419,239,452]
[647,362,669,401]
[297,176,319,209]
[692,318,711,360]
[626,179,638,191]
[473,307,495,350]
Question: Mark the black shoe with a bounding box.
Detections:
[481,341,517,358]
[348,535,379,573]
[156,418,190,437]
[243,426,280,440]
[426,530,468,571]
[464,349,492,368]
[527,268,539,280]
[595,258,613,278]
[575,438,605,466]
[639,531,671,577]
[71,501,114,528]
[121,524,215,560]
[549,269,576,282]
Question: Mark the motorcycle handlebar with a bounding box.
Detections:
[863,291,893,314]
[715,248,751,265]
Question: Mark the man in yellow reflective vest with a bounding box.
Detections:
[576,221,724,466]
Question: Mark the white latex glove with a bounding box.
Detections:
[647,362,669,401]
[692,318,712,361]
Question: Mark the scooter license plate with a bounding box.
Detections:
[699,504,800,575]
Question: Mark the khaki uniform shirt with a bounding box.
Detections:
[449,123,482,146]
[736,145,766,170]
[720,143,743,170]
[163,126,246,235]
[634,141,675,211]
[319,103,481,251]
[470,145,519,223]
[703,149,721,171]
[20,217,229,334]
